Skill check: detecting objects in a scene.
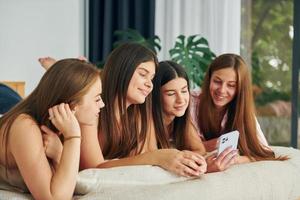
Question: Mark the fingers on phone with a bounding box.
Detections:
[220,149,238,167]
[218,146,233,160]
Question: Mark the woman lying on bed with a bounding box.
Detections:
[0,59,104,199]
[190,53,287,173]
[39,43,207,178]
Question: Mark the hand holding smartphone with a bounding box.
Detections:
[217,130,240,156]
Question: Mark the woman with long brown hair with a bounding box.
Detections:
[152,61,206,153]
[151,60,207,174]
[0,59,104,199]
[191,53,286,173]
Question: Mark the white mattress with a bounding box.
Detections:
[1,146,300,200]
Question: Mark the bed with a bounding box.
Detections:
[1,146,300,200]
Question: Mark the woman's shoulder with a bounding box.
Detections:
[3,114,42,166]
[12,113,37,127]
[10,114,40,139]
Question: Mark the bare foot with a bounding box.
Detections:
[77,56,88,62]
[38,57,57,70]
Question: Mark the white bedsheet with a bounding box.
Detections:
[1,146,300,200]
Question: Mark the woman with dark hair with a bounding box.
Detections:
[152,61,206,152]
[151,60,207,175]
[0,59,104,199]
[191,53,287,173]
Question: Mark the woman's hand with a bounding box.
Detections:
[48,103,81,138]
[156,149,207,177]
[206,147,238,173]
[183,150,207,176]
[41,125,63,166]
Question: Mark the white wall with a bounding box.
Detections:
[0,0,86,95]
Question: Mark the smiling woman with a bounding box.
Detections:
[191,53,288,173]
[98,43,158,159]
[151,60,207,174]
[209,67,237,110]
[161,77,190,118]
[126,61,155,106]
[152,61,201,150]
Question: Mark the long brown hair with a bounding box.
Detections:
[152,61,191,150]
[197,53,285,161]
[99,43,158,159]
[0,59,100,168]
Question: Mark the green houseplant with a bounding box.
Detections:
[169,35,215,87]
[108,28,215,88]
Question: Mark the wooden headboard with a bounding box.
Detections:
[0,81,25,98]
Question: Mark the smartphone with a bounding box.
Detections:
[217,130,240,156]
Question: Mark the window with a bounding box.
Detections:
[240,0,297,147]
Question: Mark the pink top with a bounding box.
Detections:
[190,90,269,146]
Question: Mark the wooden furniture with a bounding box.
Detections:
[0,81,25,98]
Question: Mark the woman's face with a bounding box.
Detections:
[126,61,155,107]
[209,67,237,110]
[74,77,104,125]
[161,77,189,119]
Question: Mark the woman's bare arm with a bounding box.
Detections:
[97,149,206,176]
[79,124,105,170]
[10,109,80,200]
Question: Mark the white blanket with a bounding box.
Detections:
[1,146,300,200]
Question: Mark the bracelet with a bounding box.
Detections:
[64,136,81,142]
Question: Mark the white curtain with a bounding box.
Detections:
[155,0,241,60]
